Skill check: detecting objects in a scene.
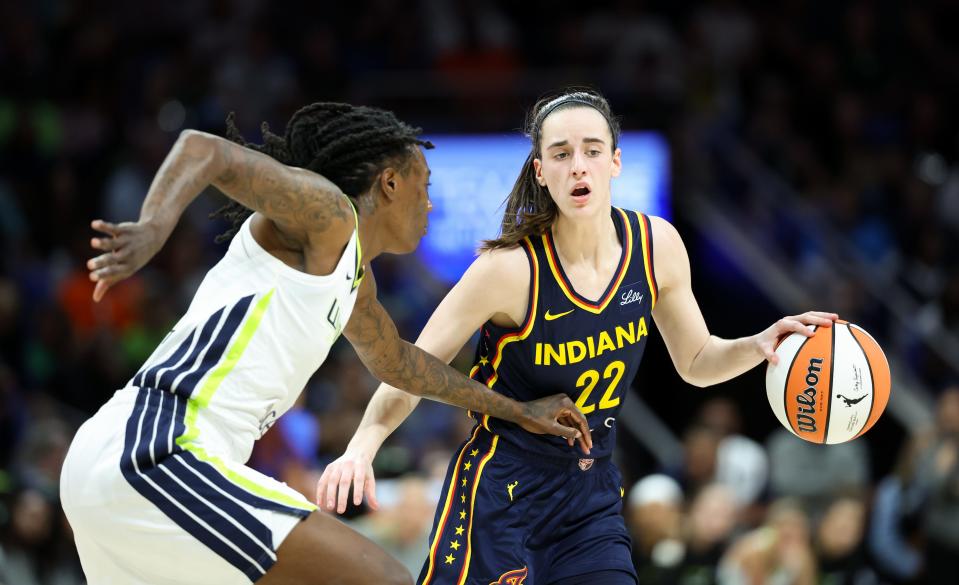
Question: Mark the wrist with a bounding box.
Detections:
[346,431,385,461]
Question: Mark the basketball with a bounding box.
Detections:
[765,321,891,444]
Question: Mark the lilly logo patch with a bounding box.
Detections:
[617,280,646,314]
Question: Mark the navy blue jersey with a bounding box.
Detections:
[469,207,658,459]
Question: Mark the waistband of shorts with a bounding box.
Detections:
[486,431,612,470]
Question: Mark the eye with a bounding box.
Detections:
[553,152,569,160]
[587,149,601,156]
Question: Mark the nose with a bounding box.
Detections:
[427,199,433,213]
[570,151,587,178]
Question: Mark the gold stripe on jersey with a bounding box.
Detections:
[455,435,499,585]
[541,207,634,314]
[421,425,483,585]
[636,211,657,309]
[484,237,540,389]
[473,237,539,432]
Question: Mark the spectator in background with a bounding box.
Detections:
[766,427,870,516]
[681,483,739,585]
[913,387,959,584]
[719,498,817,585]
[627,474,685,585]
[349,475,436,577]
[814,493,877,585]
[695,397,769,511]
[670,424,721,496]
[0,487,83,585]
[868,438,924,583]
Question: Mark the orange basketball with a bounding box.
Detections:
[765,321,890,444]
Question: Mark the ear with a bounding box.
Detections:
[379,168,398,202]
[532,158,546,186]
[610,147,622,178]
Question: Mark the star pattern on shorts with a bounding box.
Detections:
[470,449,479,457]
[445,554,455,565]
[459,510,467,520]
[455,525,464,535]
[450,540,461,551]
[464,461,472,471]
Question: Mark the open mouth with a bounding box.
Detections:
[571,185,591,198]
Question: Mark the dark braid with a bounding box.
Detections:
[210,103,433,243]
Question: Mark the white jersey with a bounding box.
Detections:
[61,211,366,584]
[126,213,363,462]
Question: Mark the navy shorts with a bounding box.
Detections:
[417,426,637,585]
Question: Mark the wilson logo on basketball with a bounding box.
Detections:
[767,322,891,445]
[795,357,823,433]
[490,566,528,585]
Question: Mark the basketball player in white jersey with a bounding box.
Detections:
[59,103,591,585]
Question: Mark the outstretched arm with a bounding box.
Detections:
[316,250,510,514]
[320,249,523,512]
[87,130,353,300]
[650,216,837,387]
[343,269,589,441]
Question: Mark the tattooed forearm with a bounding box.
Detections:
[344,288,534,426]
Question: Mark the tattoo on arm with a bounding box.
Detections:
[207,133,354,237]
[344,279,531,424]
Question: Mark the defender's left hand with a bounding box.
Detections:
[87,219,168,302]
[756,311,839,365]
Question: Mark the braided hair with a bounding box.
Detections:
[211,102,434,242]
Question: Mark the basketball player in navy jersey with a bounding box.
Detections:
[319,90,837,584]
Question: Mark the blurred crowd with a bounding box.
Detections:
[2,1,959,584]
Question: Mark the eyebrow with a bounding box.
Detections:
[545,137,607,149]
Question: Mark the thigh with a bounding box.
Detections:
[63,390,320,584]
[259,511,412,585]
[417,432,541,585]
[539,464,636,582]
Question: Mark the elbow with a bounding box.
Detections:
[676,365,711,388]
[679,373,710,388]
[177,130,221,173]
[177,129,208,150]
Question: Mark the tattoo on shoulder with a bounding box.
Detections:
[215,142,352,233]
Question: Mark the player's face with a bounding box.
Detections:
[389,147,432,254]
[532,107,622,218]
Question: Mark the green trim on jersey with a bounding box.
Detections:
[176,289,316,512]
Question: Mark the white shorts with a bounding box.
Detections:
[60,388,315,584]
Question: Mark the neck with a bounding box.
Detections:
[353,191,386,261]
[551,203,618,267]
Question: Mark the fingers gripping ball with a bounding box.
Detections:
[765,321,890,444]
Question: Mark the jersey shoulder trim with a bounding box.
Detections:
[635,211,658,308]
[484,237,539,389]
